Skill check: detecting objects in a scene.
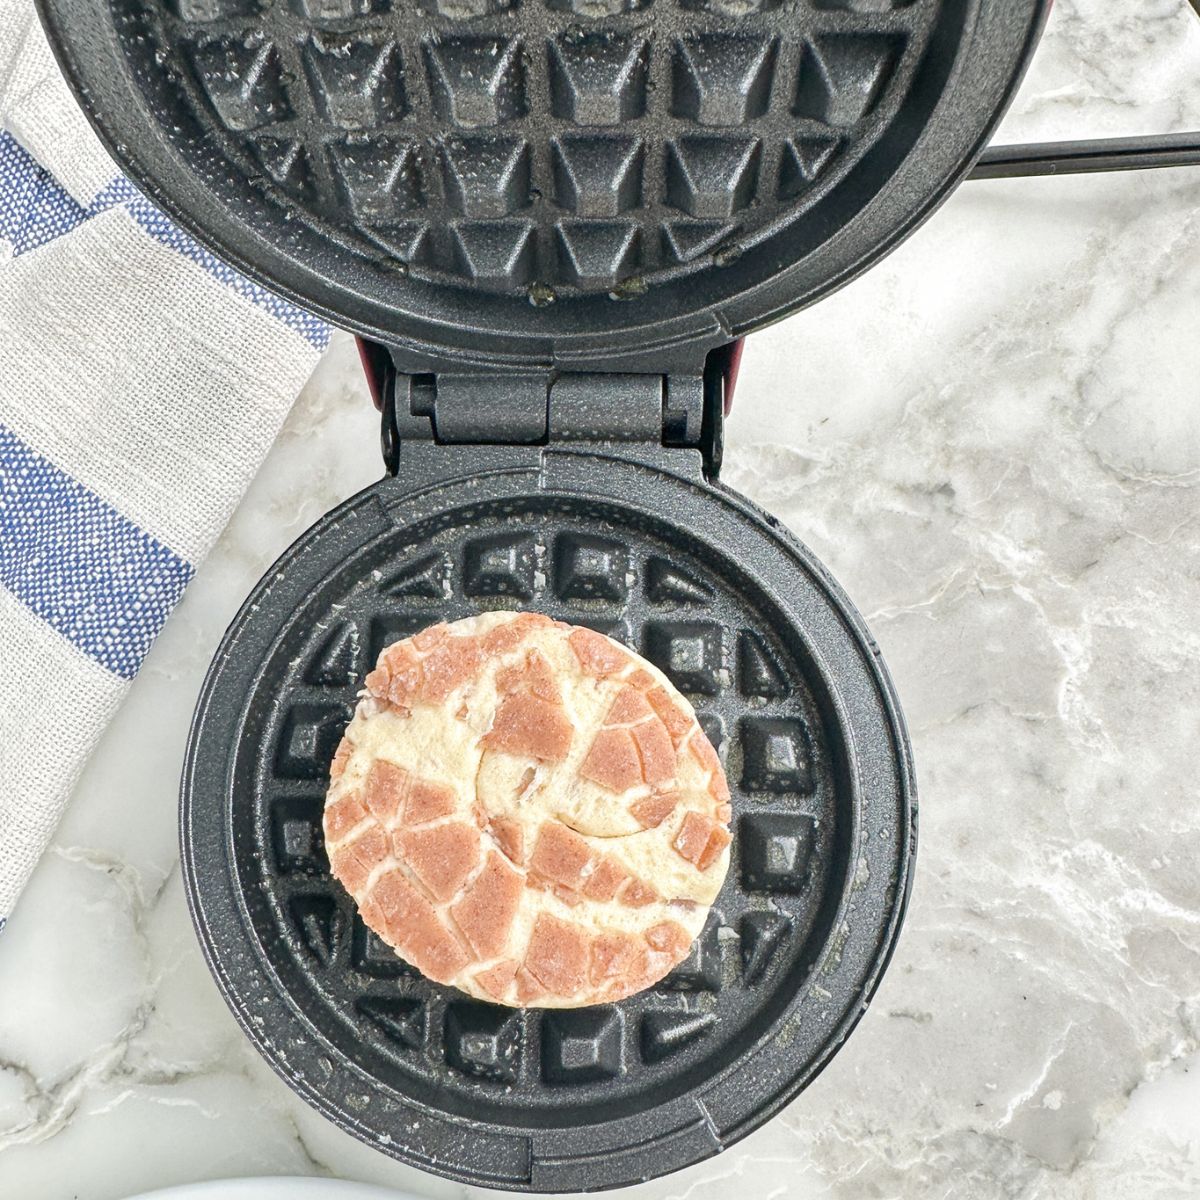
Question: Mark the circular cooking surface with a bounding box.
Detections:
[182,448,914,1191]
[40,0,1045,362]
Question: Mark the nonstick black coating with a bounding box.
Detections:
[38,0,1046,367]
[182,443,915,1191]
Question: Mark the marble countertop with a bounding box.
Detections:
[3,1,1200,1196]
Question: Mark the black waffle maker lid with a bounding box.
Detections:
[37,0,1046,1192]
[38,0,1045,371]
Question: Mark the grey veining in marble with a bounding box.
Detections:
[2,1,1199,1196]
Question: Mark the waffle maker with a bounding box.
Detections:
[36,0,1059,1190]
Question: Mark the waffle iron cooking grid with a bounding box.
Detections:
[182,446,914,1190]
[36,0,1047,364]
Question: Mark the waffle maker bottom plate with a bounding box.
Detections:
[183,443,912,1190]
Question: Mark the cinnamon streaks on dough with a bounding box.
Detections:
[323,611,731,1008]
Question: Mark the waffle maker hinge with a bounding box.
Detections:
[378,360,727,482]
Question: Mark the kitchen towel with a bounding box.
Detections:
[0,0,330,925]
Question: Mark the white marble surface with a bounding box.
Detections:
[3,1,1200,1196]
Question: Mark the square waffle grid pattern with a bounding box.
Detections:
[132,0,945,295]
[237,501,850,1133]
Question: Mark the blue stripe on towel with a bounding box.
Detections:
[0,133,330,351]
[0,133,136,253]
[0,423,194,680]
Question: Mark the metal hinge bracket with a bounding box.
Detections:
[382,367,725,479]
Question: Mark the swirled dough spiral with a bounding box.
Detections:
[324,611,732,1008]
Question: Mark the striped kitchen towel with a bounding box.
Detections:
[0,0,330,925]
